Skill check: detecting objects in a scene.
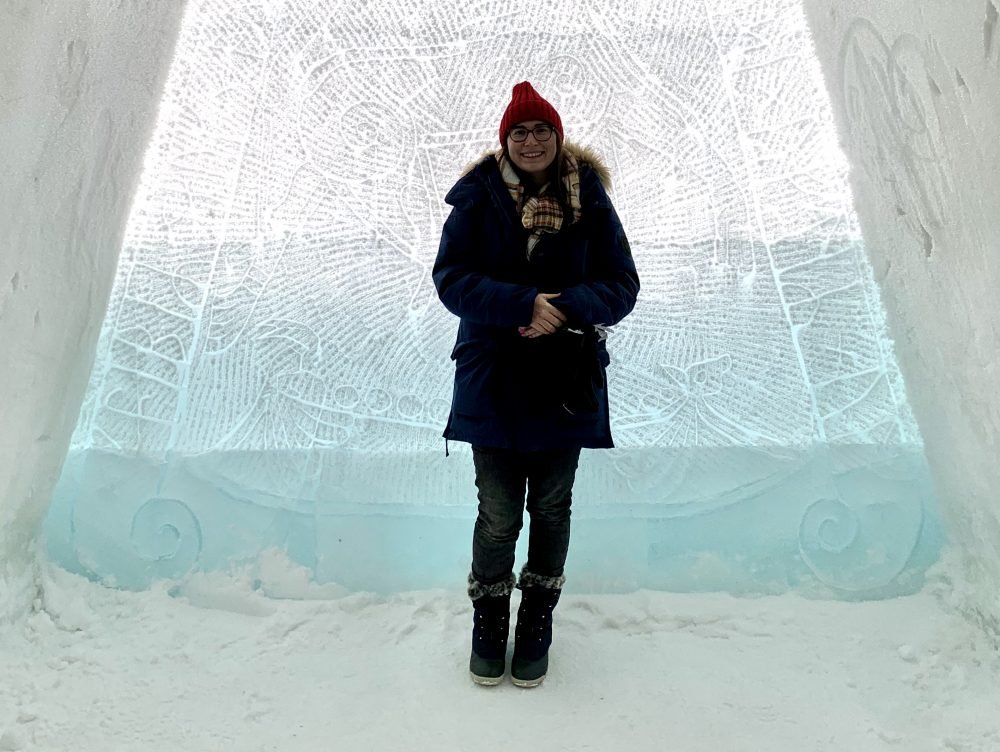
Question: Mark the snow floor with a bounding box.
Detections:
[2,562,999,752]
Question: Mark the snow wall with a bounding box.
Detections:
[0,1,188,620]
[802,0,1000,631]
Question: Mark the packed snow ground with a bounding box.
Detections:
[1,558,998,752]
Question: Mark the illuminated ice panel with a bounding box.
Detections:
[45,0,940,594]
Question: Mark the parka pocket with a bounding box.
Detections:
[451,339,500,417]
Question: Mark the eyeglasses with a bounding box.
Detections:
[508,124,554,142]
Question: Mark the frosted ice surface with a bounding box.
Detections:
[46,0,940,593]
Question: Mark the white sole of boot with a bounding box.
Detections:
[470,672,503,687]
[511,675,546,688]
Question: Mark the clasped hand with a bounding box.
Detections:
[519,293,566,339]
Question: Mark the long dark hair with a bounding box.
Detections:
[503,134,571,223]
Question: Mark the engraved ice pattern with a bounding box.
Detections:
[47,0,939,594]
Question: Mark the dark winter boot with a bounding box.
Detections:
[511,569,565,688]
[468,573,515,686]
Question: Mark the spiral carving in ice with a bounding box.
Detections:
[799,495,923,592]
[801,498,860,554]
[130,498,203,578]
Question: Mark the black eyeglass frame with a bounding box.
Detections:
[507,124,555,143]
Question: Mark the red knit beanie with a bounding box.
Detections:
[498,81,563,146]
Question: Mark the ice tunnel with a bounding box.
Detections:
[4,0,1000,623]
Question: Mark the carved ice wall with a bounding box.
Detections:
[44,0,941,594]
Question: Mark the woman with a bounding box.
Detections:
[433,81,639,687]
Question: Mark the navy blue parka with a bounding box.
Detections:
[433,142,640,451]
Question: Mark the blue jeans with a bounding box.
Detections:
[470,446,581,586]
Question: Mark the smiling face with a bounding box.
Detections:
[505,120,559,183]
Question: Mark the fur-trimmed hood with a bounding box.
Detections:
[461,141,612,192]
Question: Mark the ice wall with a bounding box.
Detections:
[0,1,187,619]
[802,0,1000,629]
[42,0,941,595]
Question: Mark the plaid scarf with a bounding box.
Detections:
[497,150,582,259]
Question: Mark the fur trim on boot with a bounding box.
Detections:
[468,572,516,601]
[517,567,566,592]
